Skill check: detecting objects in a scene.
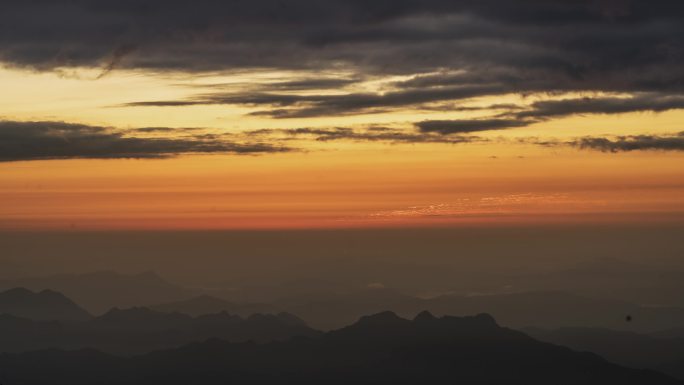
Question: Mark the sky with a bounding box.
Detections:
[1,0,684,230]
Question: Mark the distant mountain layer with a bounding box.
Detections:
[150,295,277,317]
[510,258,684,308]
[525,327,684,380]
[0,288,91,322]
[281,289,684,332]
[4,270,684,335]
[0,307,318,355]
[0,271,193,314]
[0,312,680,385]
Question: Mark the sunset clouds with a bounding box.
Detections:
[1,1,683,229]
[1,1,683,123]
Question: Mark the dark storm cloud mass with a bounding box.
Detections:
[0,121,291,162]
[571,132,684,152]
[2,1,684,129]
[2,2,684,86]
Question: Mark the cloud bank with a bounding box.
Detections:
[2,2,684,159]
[0,121,291,162]
[571,132,684,152]
[1,0,683,121]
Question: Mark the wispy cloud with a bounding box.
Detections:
[245,126,484,144]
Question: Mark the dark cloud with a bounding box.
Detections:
[264,78,360,91]
[3,1,684,124]
[516,94,684,119]
[416,119,530,134]
[127,127,204,133]
[124,84,506,117]
[248,125,684,152]
[2,1,683,83]
[571,132,684,152]
[247,127,482,144]
[0,121,291,162]
[123,77,684,121]
[183,77,361,92]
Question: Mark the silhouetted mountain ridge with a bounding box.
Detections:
[0,312,680,385]
[0,287,91,321]
[0,271,193,314]
[283,289,684,331]
[0,306,319,355]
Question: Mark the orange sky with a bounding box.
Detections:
[1,67,684,230]
[2,141,683,230]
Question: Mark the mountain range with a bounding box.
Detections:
[0,287,91,321]
[0,311,680,385]
[150,295,276,317]
[0,307,318,355]
[281,289,684,332]
[4,268,684,334]
[0,271,193,314]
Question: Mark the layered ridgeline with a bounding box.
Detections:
[0,272,275,316]
[0,288,91,322]
[0,271,193,314]
[0,312,680,385]
[279,289,684,332]
[4,270,684,333]
[150,295,276,317]
[0,307,318,355]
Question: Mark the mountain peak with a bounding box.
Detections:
[356,311,406,326]
[413,310,437,322]
[0,287,91,322]
[1,287,34,297]
[37,289,70,300]
[472,313,497,326]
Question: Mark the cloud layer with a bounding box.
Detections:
[247,126,482,144]
[2,1,682,77]
[0,121,290,162]
[2,1,684,111]
[1,119,682,163]
[2,1,684,158]
[571,132,684,152]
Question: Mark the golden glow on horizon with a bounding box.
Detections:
[1,66,684,230]
[1,146,683,230]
